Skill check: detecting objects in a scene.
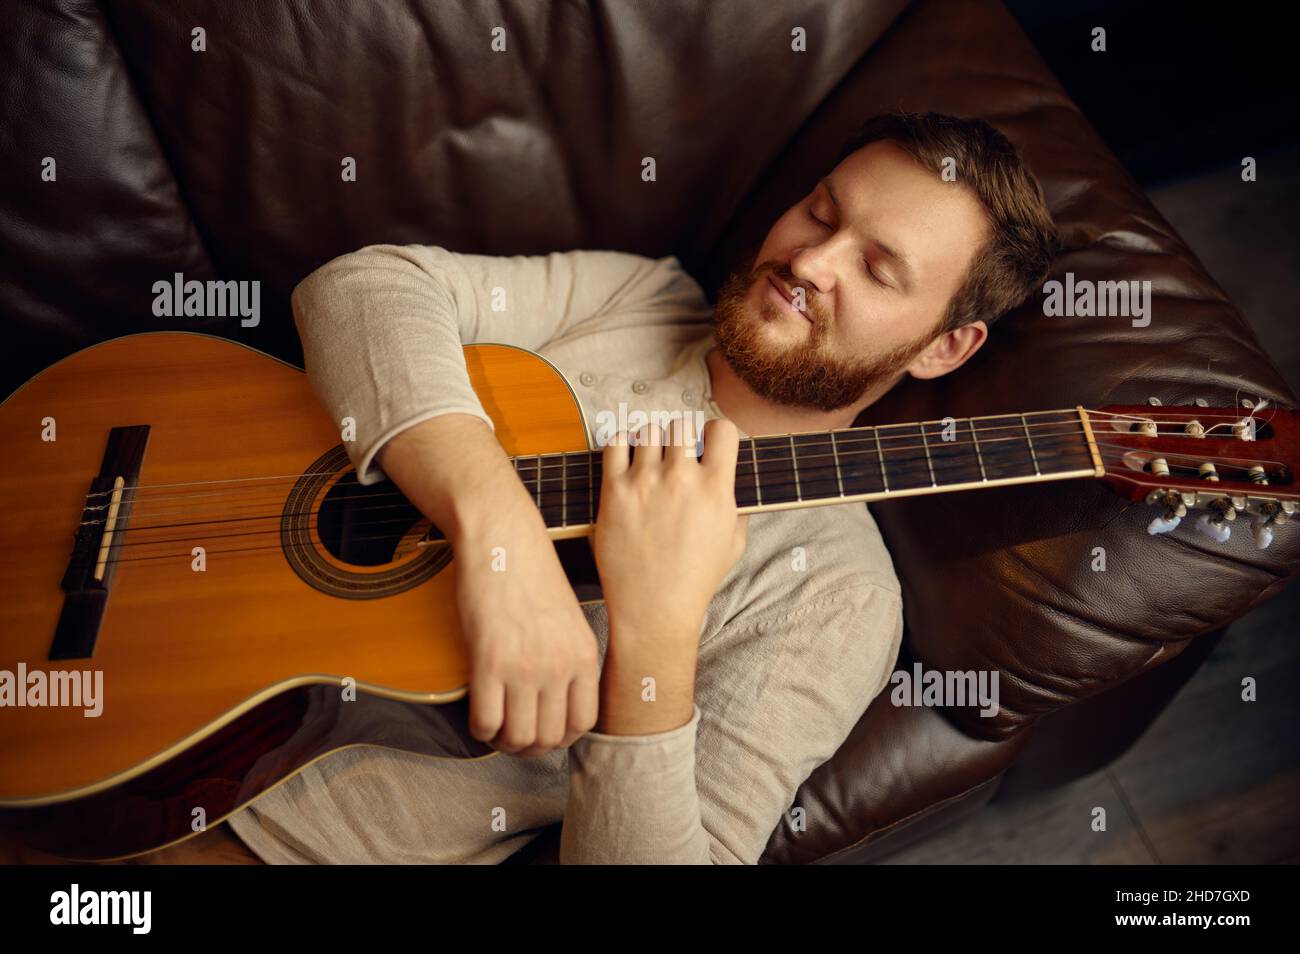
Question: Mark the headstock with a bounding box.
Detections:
[1088,402,1297,549]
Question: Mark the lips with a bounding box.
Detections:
[767,274,811,321]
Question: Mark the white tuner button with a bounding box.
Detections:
[1195,513,1232,543]
[1251,520,1274,550]
[1148,513,1182,535]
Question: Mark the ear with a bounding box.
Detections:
[905,320,988,380]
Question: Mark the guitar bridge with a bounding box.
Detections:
[49,425,150,660]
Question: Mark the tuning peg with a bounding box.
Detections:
[1195,513,1232,543]
[1145,489,1188,536]
[1148,513,1182,535]
[1248,500,1295,550]
[1251,519,1274,550]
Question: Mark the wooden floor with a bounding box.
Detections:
[882,139,1300,865]
[882,581,1300,864]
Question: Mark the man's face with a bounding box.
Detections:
[713,140,991,412]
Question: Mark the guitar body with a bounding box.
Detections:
[0,332,594,859]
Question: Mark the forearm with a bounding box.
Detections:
[594,623,698,735]
[376,413,540,545]
[561,592,709,863]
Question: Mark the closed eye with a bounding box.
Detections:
[806,206,889,287]
[808,204,890,288]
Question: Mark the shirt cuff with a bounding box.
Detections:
[577,703,701,747]
[560,704,709,864]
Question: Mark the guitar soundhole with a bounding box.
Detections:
[316,471,426,566]
[280,445,452,599]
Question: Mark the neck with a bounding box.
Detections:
[502,407,1103,537]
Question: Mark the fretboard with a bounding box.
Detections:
[510,408,1101,531]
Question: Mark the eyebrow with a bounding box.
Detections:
[819,175,916,292]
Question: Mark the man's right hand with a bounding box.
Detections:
[378,414,600,757]
[450,483,601,756]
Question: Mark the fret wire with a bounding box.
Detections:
[561,451,568,525]
[844,410,1080,446]
[519,415,1087,481]
[793,429,1075,497]
[750,439,762,506]
[919,422,937,487]
[472,426,1103,535]
[519,418,1097,524]
[540,447,1086,527]
[527,426,1087,494]
[518,455,533,499]
[969,419,988,481]
[830,430,845,497]
[754,436,789,505]
[789,434,802,501]
[1021,413,1041,476]
[873,427,889,491]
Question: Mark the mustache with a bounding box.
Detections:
[763,264,822,322]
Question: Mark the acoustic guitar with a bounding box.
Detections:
[0,332,1294,860]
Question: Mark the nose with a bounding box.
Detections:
[785,247,838,316]
[788,241,842,299]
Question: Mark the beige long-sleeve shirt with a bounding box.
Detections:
[226,245,904,864]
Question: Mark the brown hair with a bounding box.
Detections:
[839,111,1059,334]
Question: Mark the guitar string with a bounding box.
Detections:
[76,455,1131,568]
[76,436,1118,548]
[74,431,1280,538]
[76,428,1112,535]
[78,406,1263,502]
[76,413,1266,521]
[63,448,1168,557]
[83,421,1095,520]
[78,430,1105,541]
[77,408,1273,514]
[76,435,1119,551]
[67,445,1264,569]
[78,412,1086,501]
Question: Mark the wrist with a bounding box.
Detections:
[595,640,697,735]
[607,607,703,650]
[444,465,543,545]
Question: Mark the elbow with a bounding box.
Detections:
[288,262,335,337]
[290,251,361,333]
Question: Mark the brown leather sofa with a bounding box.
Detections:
[3,0,1296,864]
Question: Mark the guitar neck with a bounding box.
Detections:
[509,407,1104,533]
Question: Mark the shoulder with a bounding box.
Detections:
[577,251,706,311]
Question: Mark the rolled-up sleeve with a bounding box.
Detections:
[290,244,692,484]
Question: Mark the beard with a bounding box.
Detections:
[711,247,936,412]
